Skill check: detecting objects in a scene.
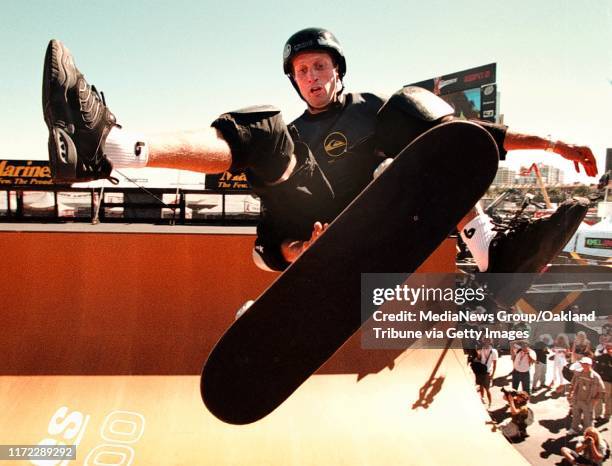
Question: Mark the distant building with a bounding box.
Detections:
[539,164,564,185]
[492,166,516,186]
[517,163,564,185]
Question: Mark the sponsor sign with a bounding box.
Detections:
[585,237,612,250]
[0,160,55,186]
[410,63,496,94]
[205,171,251,191]
[479,83,497,122]
[408,63,497,122]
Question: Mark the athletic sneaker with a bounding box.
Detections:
[479,198,589,308]
[43,39,119,183]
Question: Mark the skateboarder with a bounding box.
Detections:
[43,28,597,276]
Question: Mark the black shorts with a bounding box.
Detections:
[476,372,491,388]
[212,107,337,271]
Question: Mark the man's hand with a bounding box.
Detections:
[281,221,329,263]
[373,157,393,179]
[300,221,329,254]
[554,141,598,177]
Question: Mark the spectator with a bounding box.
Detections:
[560,426,609,465]
[567,357,605,435]
[475,337,498,408]
[511,341,536,394]
[550,333,571,392]
[500,389,532,441]
[593,343,612,421]
[572,331,593,363]
[594,334,610,357]
[461,314,480,361]
[532,334,551,391]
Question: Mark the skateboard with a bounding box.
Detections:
[201,121,499,424]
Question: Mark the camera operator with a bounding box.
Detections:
[560,427,608,465]
[500,388,532,441]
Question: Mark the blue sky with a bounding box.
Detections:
[1,0,610,182]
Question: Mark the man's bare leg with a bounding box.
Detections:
[105,124,299,183]
[44,39,232,182]
[102,126,233,174]
[146,128,232,173]
[113,127,232,173]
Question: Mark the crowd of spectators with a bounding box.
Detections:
[465,319,611,463]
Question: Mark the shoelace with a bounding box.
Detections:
[86,85,121,184]
[490,201,533,236]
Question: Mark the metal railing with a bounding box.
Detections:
[0,186,260,226]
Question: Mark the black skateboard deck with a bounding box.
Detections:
[201,121,499,424]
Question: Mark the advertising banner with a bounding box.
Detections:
[205,171,251,191]
[0,160,54,186]
[408,63,498,122]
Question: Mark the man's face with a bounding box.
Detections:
[292,52,340,113]
[581,363,591,373]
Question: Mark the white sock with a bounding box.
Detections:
[103,127,149,168]
[460,213,496,272]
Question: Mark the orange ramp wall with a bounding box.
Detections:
[0,231,454,375]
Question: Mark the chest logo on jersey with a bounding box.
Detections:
[324,132,348,157]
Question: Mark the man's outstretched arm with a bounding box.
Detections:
[503,131,598,177]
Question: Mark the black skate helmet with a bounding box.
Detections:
[282,27,346,99]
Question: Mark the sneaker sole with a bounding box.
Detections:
[42,40,78,128]
[48,128,78,182]
[43,40,80,181]
[481,199,589,308]
[544,199,587,251]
